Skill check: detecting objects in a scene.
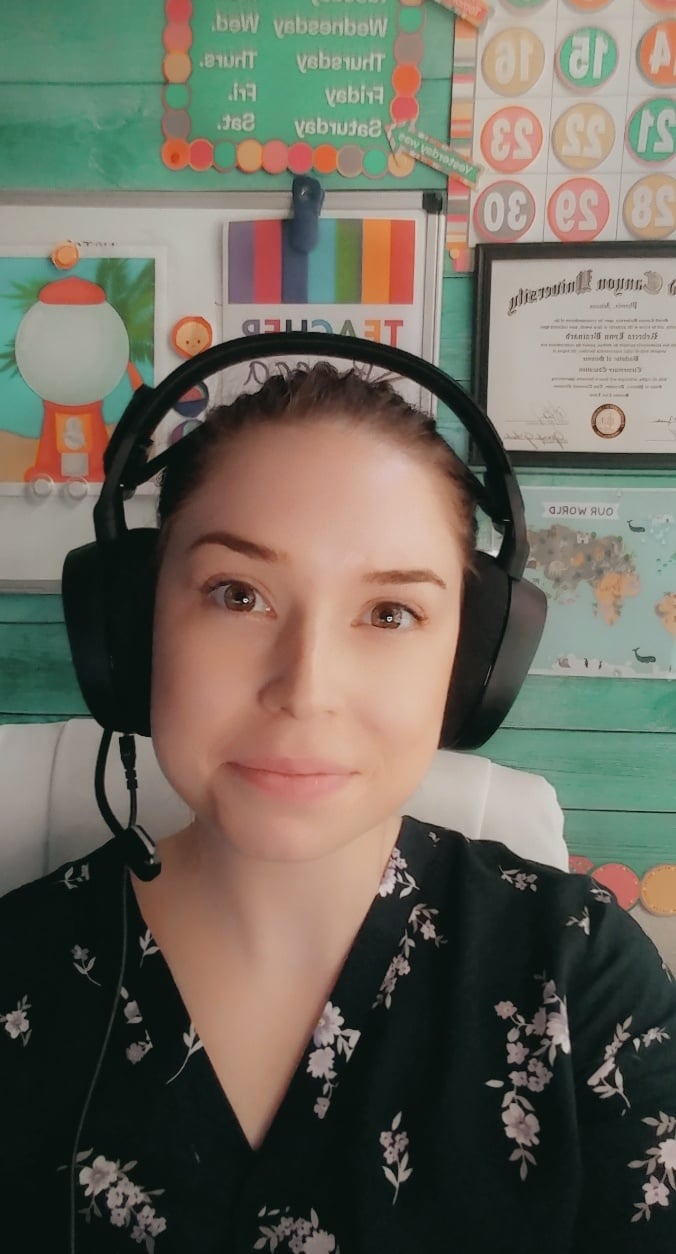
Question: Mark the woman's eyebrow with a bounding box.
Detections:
[362,568,447,590]
[188,530,283,562]
[188,531,447,590]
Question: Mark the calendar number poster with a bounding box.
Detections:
[447,0,676,271]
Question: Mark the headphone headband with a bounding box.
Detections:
[97,332,527,578]
[64,331,547,747]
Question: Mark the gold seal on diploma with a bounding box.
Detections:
[591,404,626,439]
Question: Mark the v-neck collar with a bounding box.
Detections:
[123,814,443,1162]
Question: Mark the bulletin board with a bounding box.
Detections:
[0,0,452,193]
[0,190,444,589]
[161,0,436,180]
[447,0,676,272]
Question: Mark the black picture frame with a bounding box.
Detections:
[471,240,676,470]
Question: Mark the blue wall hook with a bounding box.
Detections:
[288,175,325,254]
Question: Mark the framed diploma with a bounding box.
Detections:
[473,242,676,469]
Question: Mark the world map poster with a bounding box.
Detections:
[522,485,676,679]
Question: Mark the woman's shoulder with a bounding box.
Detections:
[403,813,586,909]
[0,835,121,921]
[403,815,675,991]
[0,839,127,1164]
[0,837,123,1000]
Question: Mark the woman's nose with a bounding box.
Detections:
[259,611,344,719]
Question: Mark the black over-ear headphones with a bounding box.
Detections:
[61,332,547,753]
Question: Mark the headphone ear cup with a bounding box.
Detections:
[440,551,511,751]
[440,551,547,751]
[62,529,158,736]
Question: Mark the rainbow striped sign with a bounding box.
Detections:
[227,218,415,305]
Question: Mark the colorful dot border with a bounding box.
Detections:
[569,854,676,918]
[161,0,425,178]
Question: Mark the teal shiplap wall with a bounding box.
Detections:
[0,1,674,878]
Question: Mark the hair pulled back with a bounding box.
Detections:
[157,362,478,571]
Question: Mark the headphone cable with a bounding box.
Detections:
[68,812,129,1252]
[69,730,160,1245]
[94,729,161,882]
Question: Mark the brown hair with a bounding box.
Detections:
[156,362,478,571]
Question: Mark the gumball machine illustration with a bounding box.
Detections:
[14,275,132,487]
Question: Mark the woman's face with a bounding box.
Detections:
[151,419,465,863]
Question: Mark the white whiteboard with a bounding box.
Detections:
[0,191,445,589]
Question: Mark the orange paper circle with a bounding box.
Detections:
[388,150,415,177]
[392,63,422,95]
[638,21,676,87]
[313,144,338,174]
[171,316,214,358]
[163,51,191,83]
[51,241,80,270]
[640,866,676,916]
[236,139,263,172]
[161,138,190,169]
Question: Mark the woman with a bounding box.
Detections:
[1,365,675,1252]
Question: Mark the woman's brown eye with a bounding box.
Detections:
[372,603,416,630]
[211,581,260,611]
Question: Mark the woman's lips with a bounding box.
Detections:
[232,755,352,775]
[227,758,356,801]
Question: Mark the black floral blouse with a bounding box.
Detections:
[2,817,676,1253]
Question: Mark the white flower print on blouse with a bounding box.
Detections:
[119,985,154,1066]
[500,866,538,893]
[133,925,198,1081]
[629,1112,676,1222]
[71,944,102,987]
[566,907,590,935]
[486,976,570,1179]
[1,995,31,1045]
[58,861,90,890]
[378,845,419,898]
[586,1016,671,1109]
[589,881,613,905]
[254,1205,338,1252]
[73,1149,166,1251]
[380,1110,413,1204]
[139,927,159,965]
[307,1000,360,1120]
[373,902,446,1010]
[166,1022,204,1085]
